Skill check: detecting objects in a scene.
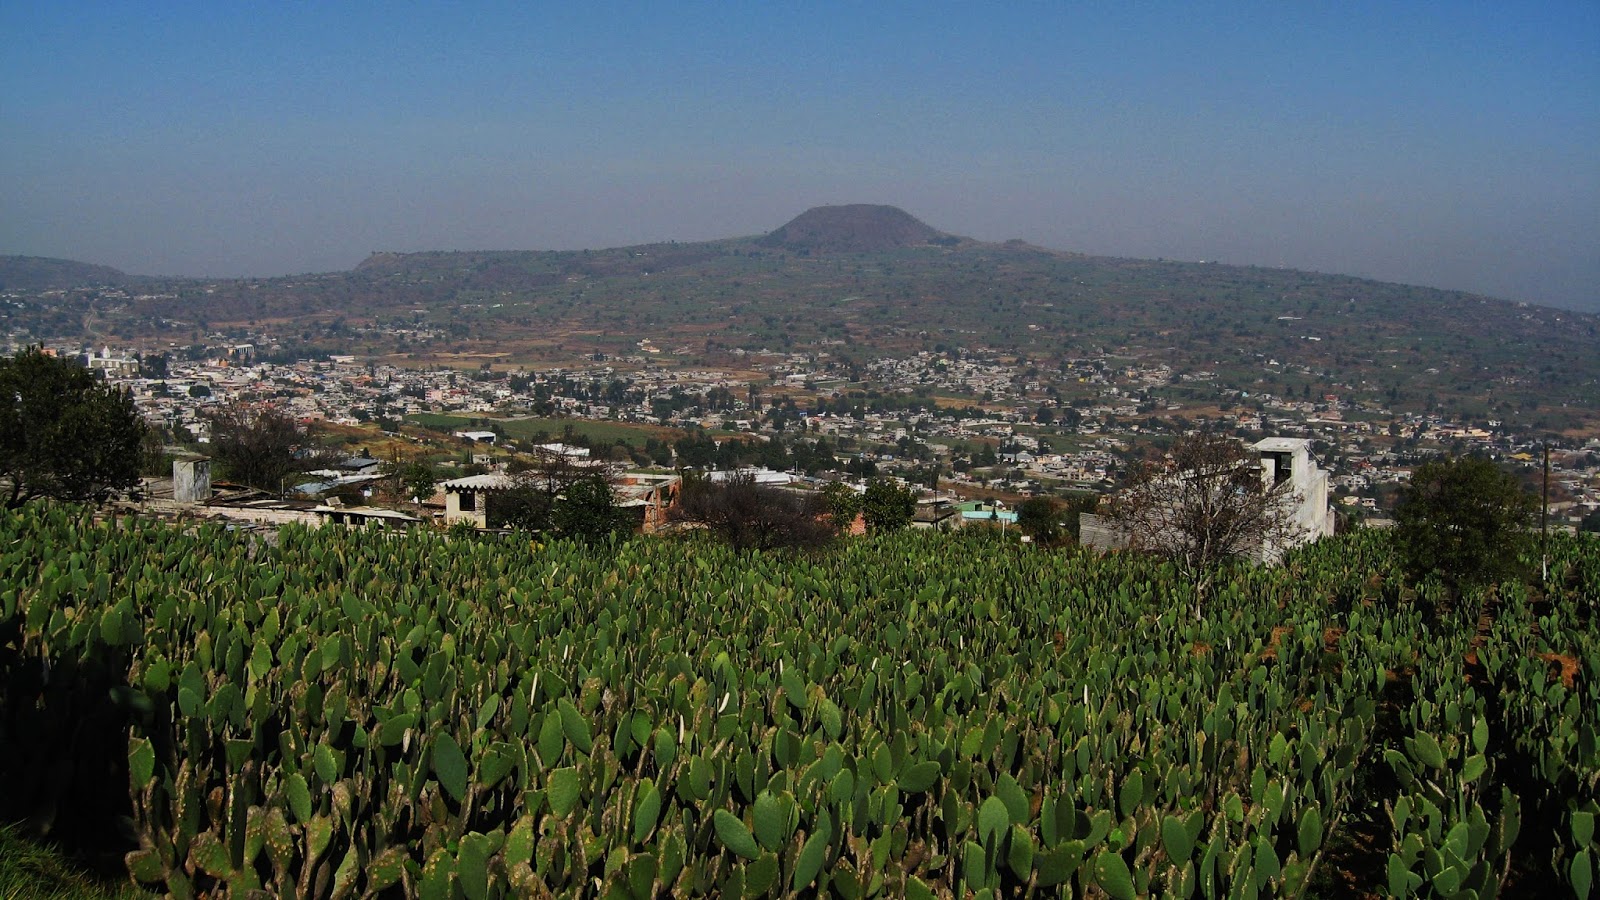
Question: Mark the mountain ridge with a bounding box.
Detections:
[0,255,139,291]
[5,207,1597,429]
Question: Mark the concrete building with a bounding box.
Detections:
[440,473,516,528]
[1251,437,1336,552]
[172,455,211,505]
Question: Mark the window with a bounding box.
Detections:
[1264,451,1293,486]
[459,491,476,511]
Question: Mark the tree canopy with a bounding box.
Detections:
[0,347,146,508]
[550,473,632,544]
[861,478,916,534]
[1016,496,1063,545]
[1394,456,1536,593]
[671,473,833,552]
[205,402,311,492]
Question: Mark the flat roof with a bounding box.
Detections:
[1253,437,1312,452]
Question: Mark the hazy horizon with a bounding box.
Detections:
[3,3,1596,312]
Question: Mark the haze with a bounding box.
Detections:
[3,2,1596,311]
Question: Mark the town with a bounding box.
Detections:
[15,328,1598,535]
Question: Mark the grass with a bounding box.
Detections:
[0,824,152,900]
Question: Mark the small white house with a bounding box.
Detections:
[439,473,516,528]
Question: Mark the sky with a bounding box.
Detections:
[3,2,1597,311]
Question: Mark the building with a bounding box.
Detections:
[612,473,683,533]
[313,504,421,529]
[439,470,681,532]
[172,454,211,505]
[1251,437,1335,549]
[440,473,517,528]
[1080,436,1335,563]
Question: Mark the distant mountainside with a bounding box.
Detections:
[9,207,1597,428]
[0,255,137,291]
[757,204,966,253]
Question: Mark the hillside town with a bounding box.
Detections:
[13,334,1599,536]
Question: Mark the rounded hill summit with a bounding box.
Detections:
[758,204,964,254]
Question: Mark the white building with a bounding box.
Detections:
[1251,437,1336,552]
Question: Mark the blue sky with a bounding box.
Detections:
[3,2,1596,310]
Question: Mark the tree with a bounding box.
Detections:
[671,473,834,552]
[1395,456,1536,594]
[820,481,863,532]
[205,402,313,492]
[0,347,146,508]
[861,478,916,534]
[551,473,631,544]
[487,453,590,532]
[395,460,437,504]
[1107,433,1303,604]
[1016,496,1063,545]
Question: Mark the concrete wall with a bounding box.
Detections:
[173,458,211,504]
[444,489,488,528]
[1078,513,1127,552]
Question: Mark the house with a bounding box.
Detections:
[453,430,498,445]
[612,473,683,533]
[1251,437,1336,547]
[911,497,959,529]
[535,442,591,460]
[958,501,1018,527]
[313,504,421,529]
[440,473,518,528]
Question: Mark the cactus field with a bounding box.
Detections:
[0,505,1595,898]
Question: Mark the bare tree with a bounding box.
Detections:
[205,402,319,493]
[1107,433,1304,611]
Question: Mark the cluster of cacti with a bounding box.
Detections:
[0,505,1594,898]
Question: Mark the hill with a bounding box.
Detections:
[757,204,965,253]
[7,207,1598,428]
[0,255,136,291]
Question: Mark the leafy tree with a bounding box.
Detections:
[0,347,146,508]
[205,402,313,492]
[395,460,437,504]
[1016,496,1063,545]
[487,453,590,532]
[551,473,631,544]
[820,481,863,532]
[861,478,916,534]
[671,473,833,552]
[1395,456,1536,593]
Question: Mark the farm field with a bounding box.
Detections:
[0,508,1594,898]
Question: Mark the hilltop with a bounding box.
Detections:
[0,255,137,292]
[757,204,966,253]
